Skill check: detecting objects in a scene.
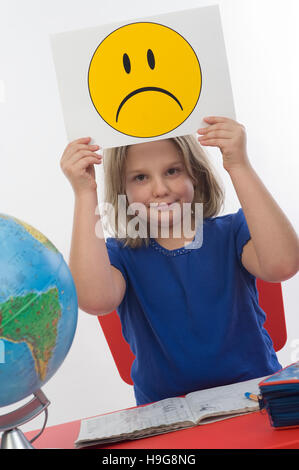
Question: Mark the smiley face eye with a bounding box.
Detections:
[123,53,131,74]
[147,49,155,70]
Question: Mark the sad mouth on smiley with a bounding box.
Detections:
[115,49,183,123]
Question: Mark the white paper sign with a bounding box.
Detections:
[50,5,235,149]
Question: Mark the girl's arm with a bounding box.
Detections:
[60,137,125,315]
[227,164,299,281]
[197,117,299,282]
[69,190,125,315]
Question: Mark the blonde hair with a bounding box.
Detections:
[102,134,225,249]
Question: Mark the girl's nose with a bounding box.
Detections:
[151,177,169,198]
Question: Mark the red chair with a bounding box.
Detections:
[97,280,287,386]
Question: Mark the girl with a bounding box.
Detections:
[60,116,299,406]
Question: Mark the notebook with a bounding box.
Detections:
[258,361,299,429]
[74,376,265,448]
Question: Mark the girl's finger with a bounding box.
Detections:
[73,149,102,159]
[198,130,232,140]
[71,143,100,153]
[198,138,228,147]
[197,123,233,134]
[69,137,92,145]
[66,141,101,156]
[67,150,102,165]
[62,140,101,163]
[64,137,91,155]
[74,156,103,170]
[203,116,232,124]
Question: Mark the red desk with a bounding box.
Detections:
[24,410,299,449]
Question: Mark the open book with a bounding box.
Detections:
[74,376,266,448]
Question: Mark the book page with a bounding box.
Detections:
[186,376,266,424]
[75,396,194,446]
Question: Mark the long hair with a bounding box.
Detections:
[102,134,225,248]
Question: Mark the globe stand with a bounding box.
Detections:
[0,389,50,449]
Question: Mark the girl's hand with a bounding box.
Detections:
[197,117,250,173]
[60,137,102,196]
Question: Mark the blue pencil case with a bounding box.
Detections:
[258,361,299,429]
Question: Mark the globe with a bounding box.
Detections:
[0,213,78,407]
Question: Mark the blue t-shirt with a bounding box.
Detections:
[105,208,281,405]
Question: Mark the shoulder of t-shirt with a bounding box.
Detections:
[205,208,243,223]
[205,208,246,233]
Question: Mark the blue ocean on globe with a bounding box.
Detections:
[0,214,78,407]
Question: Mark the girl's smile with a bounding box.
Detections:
[149,200,179,210]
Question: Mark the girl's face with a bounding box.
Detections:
[125,139,195,235]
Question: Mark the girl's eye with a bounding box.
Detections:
[134,168,181,182]
[167,167,180,175]
[135,174,145,182]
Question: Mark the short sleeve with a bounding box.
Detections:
[233,208,252,266]
[105,237,129,291]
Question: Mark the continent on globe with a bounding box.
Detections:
[0,287,62,381]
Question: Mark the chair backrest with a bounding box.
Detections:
[97,279,287,386]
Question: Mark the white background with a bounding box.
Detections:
[0,0,298,437]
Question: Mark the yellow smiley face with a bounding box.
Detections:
[88,22,202,138]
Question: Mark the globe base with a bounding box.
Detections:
[0,389,50,449]
[1,428,35,449]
